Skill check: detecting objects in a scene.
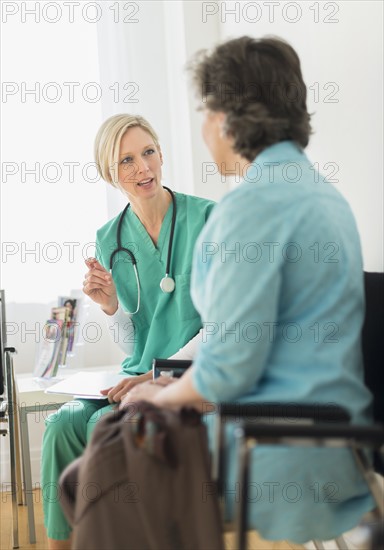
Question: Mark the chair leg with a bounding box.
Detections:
[12,374,23,506]
[334,535,349,549]
[234,432,252,550]
[5,351,19,549]
[19,407,36,544]
[352,447,384,516]
[211,413,221,484]
[314,534,360,550]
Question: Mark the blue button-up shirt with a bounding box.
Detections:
[191,141,374,542]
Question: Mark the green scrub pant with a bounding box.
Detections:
[41,399,115,540]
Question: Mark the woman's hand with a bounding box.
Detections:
[119,376,177,410]
[83,258,118,315]
[100,372,153,403]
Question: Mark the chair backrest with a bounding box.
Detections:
[0,290,7,396]
[362,272,384,424]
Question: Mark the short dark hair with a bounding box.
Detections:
[189,36,312,161]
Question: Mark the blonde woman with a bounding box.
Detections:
[41,114,215,549]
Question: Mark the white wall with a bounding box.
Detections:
[214,0,383,271]
[1,10,108,303]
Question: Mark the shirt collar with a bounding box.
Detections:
[244,140,307,183]
[254,140,305,165]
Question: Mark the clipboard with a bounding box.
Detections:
[44,371,131,399]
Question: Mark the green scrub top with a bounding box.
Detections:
[96,192,215,374]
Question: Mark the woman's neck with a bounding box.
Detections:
[226,151,252,177]
[130,187,172,243]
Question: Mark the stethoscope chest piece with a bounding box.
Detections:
[160,275,175,293]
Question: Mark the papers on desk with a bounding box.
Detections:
[44,371,131,399]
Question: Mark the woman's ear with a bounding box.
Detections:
[159,149,163,165]
[217,112,227,139]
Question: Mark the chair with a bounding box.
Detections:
[0,290,23,549]
[362,272,384,427]
[231,412,383,549]
[224,272,384,549]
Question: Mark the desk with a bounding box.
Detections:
[15,366,120,544]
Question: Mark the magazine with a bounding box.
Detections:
[34,296,81,378]
[58,297,78,354]
[34,319,64,378]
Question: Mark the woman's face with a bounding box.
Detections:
[202,109,234,173]
[117,126,163,200]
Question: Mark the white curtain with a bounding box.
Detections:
[95,0,225,221]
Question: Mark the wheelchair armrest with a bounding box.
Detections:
[219,403,351,423]
[213,403,350,495]
[232,421,384,548]
[152,358,193,379]
[238,422,384,448]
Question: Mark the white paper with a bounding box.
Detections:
[45,371,131,399]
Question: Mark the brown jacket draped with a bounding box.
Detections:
[59,402,224,550]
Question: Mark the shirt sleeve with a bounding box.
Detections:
[105,304,135,357]
[167,330,201,360]
[95,230,135,358]
[190,192,284,403]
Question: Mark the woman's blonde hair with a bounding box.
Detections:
[94,114,160,187]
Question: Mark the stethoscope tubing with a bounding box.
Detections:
[108,187,176,314]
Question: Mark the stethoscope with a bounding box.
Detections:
[109,186,176,314]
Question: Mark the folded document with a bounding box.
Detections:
[44,371,131,399]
